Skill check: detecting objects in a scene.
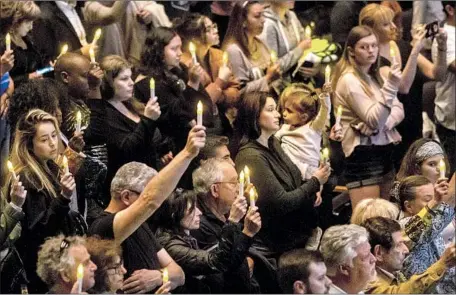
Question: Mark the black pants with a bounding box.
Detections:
[437,124,456,174]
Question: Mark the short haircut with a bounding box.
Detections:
[351,198,400,225]
[198,135,229,161]
[362,217,402,252]
[85,236,122,294]
[37,235,86,287]
[110,162,157,199]
[320,224,369,277]
[192,158,226,195]
[278,249,325,294]
[54,52,90,78]
[398,175,432,212]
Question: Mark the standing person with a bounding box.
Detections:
[1,1,48,88]
[222,1,282,95]
[432,1,456,174]
[234,92,330,271]
[4,110,85,293]
[332,25,404,209]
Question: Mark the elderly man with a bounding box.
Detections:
[191,158,257,293]
[278,249,332,294]
[362,216,456,294]
[89,126,206,293]
[36,235,97,294]
[320,224,377,294]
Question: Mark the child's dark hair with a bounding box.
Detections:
[280,83,320,125]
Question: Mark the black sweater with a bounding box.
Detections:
[235,137,320,254]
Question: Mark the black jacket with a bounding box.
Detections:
[235,137,320,254]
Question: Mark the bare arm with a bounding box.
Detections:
[112,126,206,243]
[83,1,129,26]
[157,249,185,289]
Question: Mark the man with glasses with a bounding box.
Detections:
[89,126,206,293]
[36,235,97,294]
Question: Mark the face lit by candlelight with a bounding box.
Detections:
[258,97,281,135]
[112,68,134,101]
[164,35,183,69]
[204,17,220,46]
[180,202,202,230]
[68,245,97,291]
[420,155,445,184]
[15,20,34,37]
[245,3,265,36]
[32,122,59,161]
[106,256,127,293]
[213,162,239,215]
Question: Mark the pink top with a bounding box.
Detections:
[334,69,404,157]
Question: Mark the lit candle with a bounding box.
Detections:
[91,28,102,46]
[162,268,169,284]
[89,47,95,63]
[335,105,343,127]
[5,33,11,51]
[244,166,250,185]
[150,77,155,99]
[222,51,228,67]
[389,41,396,64]
[57,44,68,60]
[75,111,81,134]
[325,65,331,84]
[7,160,17,181]
[197,101,203,126]
[249,187,255,208]
[304,26,312,40]
[77,264,83,294]
[310,21,315,28]
[62,155,69,175]
[439,159,446,179]
[270,50,278,64]
[189,42,197,64]
[321,148,329,165]
[239,171,245,198]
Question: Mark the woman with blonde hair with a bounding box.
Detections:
[350,198,399,225]
[3,109,84,293]
[332,25,404,209]
[1,1,49,87]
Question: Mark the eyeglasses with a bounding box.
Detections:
[205,23,218,33]
[214,181,239,188]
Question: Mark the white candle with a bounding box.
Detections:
[249,187,255,208]
[162,268,169,284]
[62,156,69,175]
[244,166,250,185]
[89,47,95,63]
[77,264,83,294]
[189,42,197,64]
[239,171,245,198]
[335,106,342,127]
[389,41,396,64]
[7,160,17,181]
[150,77,155,99]
[5,33,11,51]
[439,159,446,179]
[196,101,203,126]
[91,28,102,46]
[325,65,331,84]
[322,148,329,165]
[75,111,81,134]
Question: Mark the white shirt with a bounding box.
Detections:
[55,1,87,44]
[432,24,455,131]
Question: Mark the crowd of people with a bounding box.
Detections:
[0,1,455,294]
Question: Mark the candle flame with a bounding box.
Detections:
[310,21,315,28]
[57,44,68,59]
[162,268,169,283]
[322,148,329,159]
[244,166,250,178]
[337,106,343,117]
[270,50,278,63]
[305,26,312,39]
[239,170,245,183]
[389,41,396,58]
[77,264,84,280]
[189,42,196,54]
[62,155,68,169]
[7,160,14,172]
[93,28,102,42]
[439,159,446,171]
[222,51,228,66]
[249,187,255,203]
[150,77,155,90]
[197,101,203,115]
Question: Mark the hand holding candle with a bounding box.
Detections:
[7,160,17,181]
[77,264,84,294]
[439,159,446,179]
[5,33,11,51]
[196,101,203,126]
[189,42,197,64]
[150,77,155,99]
[244,166,250,185]
[91,28,102,46]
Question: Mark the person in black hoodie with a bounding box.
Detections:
[155,189,261,293]
[233,92,330,293]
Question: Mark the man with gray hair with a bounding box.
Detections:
[319,224,377,294]
[89,126,207,293]
[36,235,97,294]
